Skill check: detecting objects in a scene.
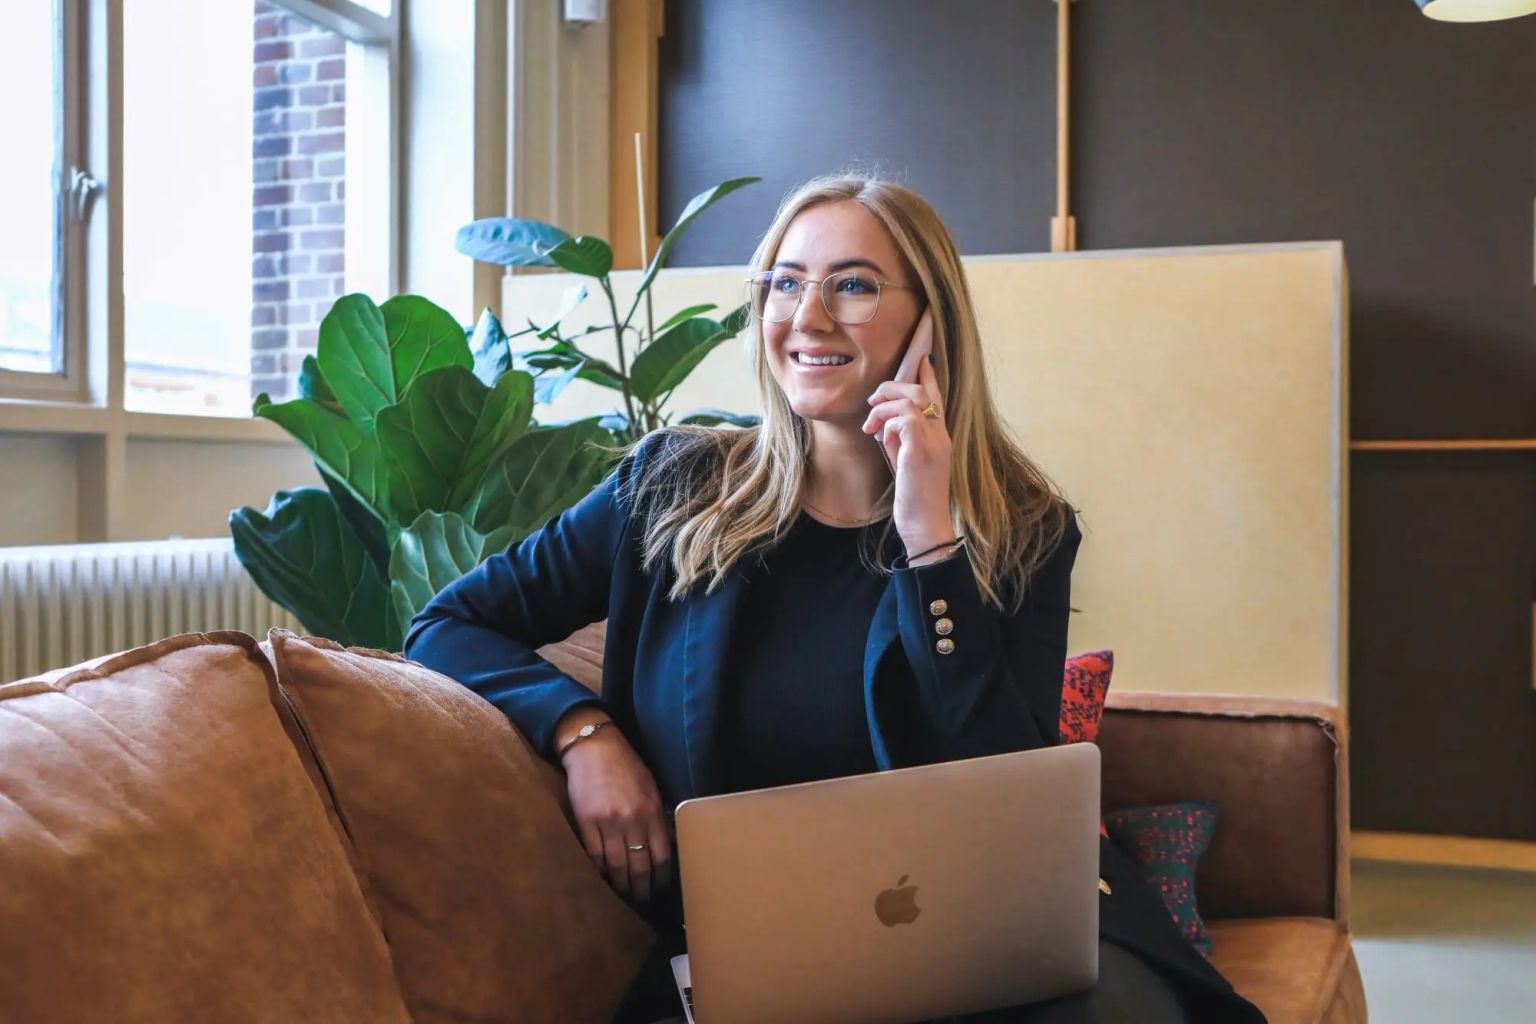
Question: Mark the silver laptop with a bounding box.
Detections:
[671,742,1101,1024]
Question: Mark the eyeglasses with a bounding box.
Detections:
[744,270,919,325]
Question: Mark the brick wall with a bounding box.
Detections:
[250,1,347,402]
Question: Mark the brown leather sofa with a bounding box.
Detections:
[0,624,1364,1024]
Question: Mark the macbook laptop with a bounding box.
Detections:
[670,741,1101,1024]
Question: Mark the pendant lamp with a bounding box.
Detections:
[1415,0,1536,21]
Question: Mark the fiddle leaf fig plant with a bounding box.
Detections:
[232,175,764,650]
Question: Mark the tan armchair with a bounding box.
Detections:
[1099,692,1366,1024]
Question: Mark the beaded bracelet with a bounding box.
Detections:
[904,535,966,564]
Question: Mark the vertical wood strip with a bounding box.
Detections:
[609,0,664,269]
[1050,0,1077,252]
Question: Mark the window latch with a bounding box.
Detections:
[68,166,104,223]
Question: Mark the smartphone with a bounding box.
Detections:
[875,309,935,473]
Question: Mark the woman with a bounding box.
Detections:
[404,175,1266,1024]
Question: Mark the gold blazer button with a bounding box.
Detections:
[935,638,956,655]
[928,598,948,616]
[934,617,954,636]
[1099,877,1113,895]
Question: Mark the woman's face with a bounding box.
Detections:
[761,200,924,428]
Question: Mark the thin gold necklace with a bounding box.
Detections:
[802,496,888,526]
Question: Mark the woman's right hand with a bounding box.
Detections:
[561,724,675,906]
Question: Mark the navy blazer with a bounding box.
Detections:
[403,430,1265,1023]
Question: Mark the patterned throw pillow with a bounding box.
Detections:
[1060,649,1114,744]
[1103,801,1221,957]
[1059,650,1114,837]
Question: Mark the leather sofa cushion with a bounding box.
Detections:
[1206,918,1367,1024]
[265,629,655,1024]
[0,632,409,1024]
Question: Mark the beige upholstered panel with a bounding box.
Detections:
[506,241,1348,704]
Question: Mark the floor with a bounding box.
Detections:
[1350,859,1536,1023]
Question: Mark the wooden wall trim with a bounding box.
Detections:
[1354,830,1536,873]
[609,0,664,269]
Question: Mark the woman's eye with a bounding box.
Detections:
[771,275,801,294]
[836,274,877,294]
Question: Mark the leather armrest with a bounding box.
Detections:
[1098,691,1349,927]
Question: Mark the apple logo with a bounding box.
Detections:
[874,874,922,927]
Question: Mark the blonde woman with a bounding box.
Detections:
[405,175,1265,1023]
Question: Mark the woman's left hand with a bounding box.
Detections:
[863,351,955,555]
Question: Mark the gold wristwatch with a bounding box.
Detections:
[557,718,615,761]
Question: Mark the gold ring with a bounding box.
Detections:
[627,843,648,852]
[921,402,941,419]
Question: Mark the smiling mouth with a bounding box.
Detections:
[792,352,854,366]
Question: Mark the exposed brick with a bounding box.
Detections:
[253,64,277,88]
[331,83,345,103]
[333,278,345,296]
[280,207,314,227]
[254,13,280,41]
[300,229,344,250]
[280,15,313,36]
[298,131,344,155]
[253,280,290,303]
[298,85,330,105]
[279,157,313,180]
[298,181,331,203]
[253,210,277,232]
[278,62,312,85]
[254,86,293,111]
[252,328,288,350]
[297,328,319,349]
[253,158,279,183]
[300,35,345,59]
[254,41,293,63]
[282,253,313,275]
[315,252,345,274]
[253,185,293,206]
[284,302,311,323]
[316,58,346,82]
[317,156,345,178]
[336,181,346,200]
[253,255,277,279]
[251,353,279,375]
[315,105,344,129]
[251,305,277,328]
[253,231,292,253]
[316,203,344,225]
[297,277,332,299]
[253,135,292,158]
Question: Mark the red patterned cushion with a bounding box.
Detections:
[1060,649,1113,744]
[1059,650,1114,838]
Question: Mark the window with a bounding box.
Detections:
[123,0,394,416]
[0,0,76,392]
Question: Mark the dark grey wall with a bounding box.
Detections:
[659,0,1536,840]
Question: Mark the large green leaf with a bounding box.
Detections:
[464,420,613,537]
[626,176,759,325]
[297,354,343,414]
[316,293,471,429]
[546,236,614,279]
[388,512,517,641]
[628,314,736,403]
[230,487,397,650]
[455,217,569,267]
[255,394,389,516]
[376,365,537,523]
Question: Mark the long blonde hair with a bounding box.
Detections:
[617,173,1075,612]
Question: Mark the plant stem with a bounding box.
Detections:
[600,277,640,437]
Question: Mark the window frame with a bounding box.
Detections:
[0,0,89,400]
[0,0,402,424]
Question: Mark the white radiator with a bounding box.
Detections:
[0,539,301,683]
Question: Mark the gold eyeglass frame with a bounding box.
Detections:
[744,269,919,325]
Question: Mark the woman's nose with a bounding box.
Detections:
[791,281,835,333]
